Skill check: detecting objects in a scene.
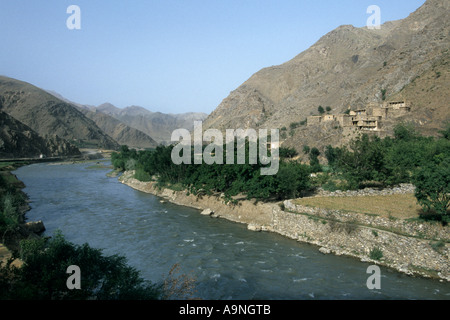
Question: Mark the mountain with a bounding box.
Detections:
[77,108,158,149]
[45,92,159,149]
[203,0,449,151]
[0,76,120,150]
[91,103,208,144]
[0,111,80,158]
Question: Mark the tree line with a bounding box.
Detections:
[112,141,312,203]
[321,123,450,221]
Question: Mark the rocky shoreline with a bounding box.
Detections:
[118,171,449,282]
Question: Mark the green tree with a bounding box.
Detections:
[275,163,311,199]
[439,123,450,140]
[324,145,338,167]
[309,147,322,172]
[393,123,418,141]
[412,157,450,221]
[332,134,388,188]
[279,147,298,159]
[318,106,325,114]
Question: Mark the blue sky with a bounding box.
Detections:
[0,0,426,114]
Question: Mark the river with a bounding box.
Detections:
[14,162,449,300]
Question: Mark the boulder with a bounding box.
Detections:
[24,220,46,234]
[201,208,213,216]
[319,247,331,254]
[247,224,262,232]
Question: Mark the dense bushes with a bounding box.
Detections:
[0,232,162,300]
[325,124,450,189]
[112,143,312,202]
[324,123,450,221]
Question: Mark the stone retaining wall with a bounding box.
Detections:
[279,201,449,281]
[314,183,415,197]
[284,201,449,241]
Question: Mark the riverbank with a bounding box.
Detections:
[0,164,46,267]
[0,150,109,259]
[119,170,449,282]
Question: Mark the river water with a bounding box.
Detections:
[14,162,449,300]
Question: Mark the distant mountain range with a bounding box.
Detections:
[203,0,449,152]
[0,76,208,158]
[47,91,208,145]
[85,103,208,144]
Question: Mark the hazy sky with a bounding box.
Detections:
[0,0,426,114]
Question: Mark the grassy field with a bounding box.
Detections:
[293,194,422,220]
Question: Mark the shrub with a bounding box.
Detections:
[318,106,325,114]
[134,167,152,182]
[279,147,298,159]
[430,240,445,254]
[125,158,137,171]
[369,247,383,261]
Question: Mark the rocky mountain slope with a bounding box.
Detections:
[77,108,158,149]
[46,91,160,149]
[203,0,449,151]
[0,111,80,158]
[90,103,208,144]
[0,76,119,150]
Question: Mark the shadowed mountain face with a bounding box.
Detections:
[77,108,158,149]
[0,111,81,158]
[0,76,120,150]
[203,0,449,149]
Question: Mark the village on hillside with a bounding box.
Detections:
[307,101,411,137]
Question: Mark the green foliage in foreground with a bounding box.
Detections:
[0,231,162,300]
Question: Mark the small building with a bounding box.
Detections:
[307,116,323,126]
[353,109,367,116]
[352,115,382,131]
[383,101,411,114]
[336,114,353,127]
[371,107,389,119]
[322,115,336,122]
